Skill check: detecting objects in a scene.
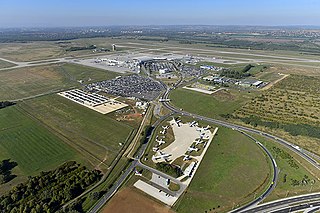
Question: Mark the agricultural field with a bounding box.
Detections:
[174,127,271,213]
[0,105,82,194]
[0,63,119,100]
[21,94,134,171]
[170,87,257,119]
[235,74,320,126]
[233,74,320,150]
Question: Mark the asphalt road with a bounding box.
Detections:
[244,193,320,213]
[271,200,320,213]
[136,161,187,195]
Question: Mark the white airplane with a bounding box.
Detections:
[152,147,159,152]
[188,146,199,153]
[162,125,169,130]
[183,155,191,161]
[203,125,211,130]
[189,121,198,127]
[152,151,172,161]
[203,142,207,148]
[160,130,166,134]
[194,138,204,145]
[196,127,203,132]
[176,119,181,127]
[156,138,166,146]
[197,125,211,132]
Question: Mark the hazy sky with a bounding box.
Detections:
[1,0,320,27]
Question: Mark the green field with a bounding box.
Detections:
[170,87,256,119]
[0,106,78,174]
[174,127,271,213]
[21,94,133,170]
[252,134,320,202]
[0,59,15,69]
[0,63,120,100]
[0,106,82,194]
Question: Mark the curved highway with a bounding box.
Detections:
[244,193,320,213]
[230,131,278,213]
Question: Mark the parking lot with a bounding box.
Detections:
[58,89,128,114]
[179,65,205,77]
[142,60,178,74]
[85,74,164,100]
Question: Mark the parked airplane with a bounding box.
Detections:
[152,147,159,152]
[156,138,166,146]
[183,155,191,161]
[152,151,172,161]
[176,120,181,127]
[196,127,203,132]
[188,146,199,153]
[189,121,198,127]
[162,125,169,130]
[194,138,204,145]
[197,125,211,132]
[203,125,211,130]
[160,130,166,134]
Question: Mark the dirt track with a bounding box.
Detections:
[102,187,175,213]
[261,74,289,90]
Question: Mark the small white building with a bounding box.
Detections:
[136,101,148,110]
[159,68,170,74]
[200,65,214,70]
[203,76,215,81]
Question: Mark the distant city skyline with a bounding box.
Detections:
[1,0,320,27]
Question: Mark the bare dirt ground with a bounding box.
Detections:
[102,187,175,213]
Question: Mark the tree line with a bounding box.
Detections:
[223,114,320,140]
[0,101,15,109]
[220,64,254,79]
[0,161,102,213]
[0,159,17,184]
